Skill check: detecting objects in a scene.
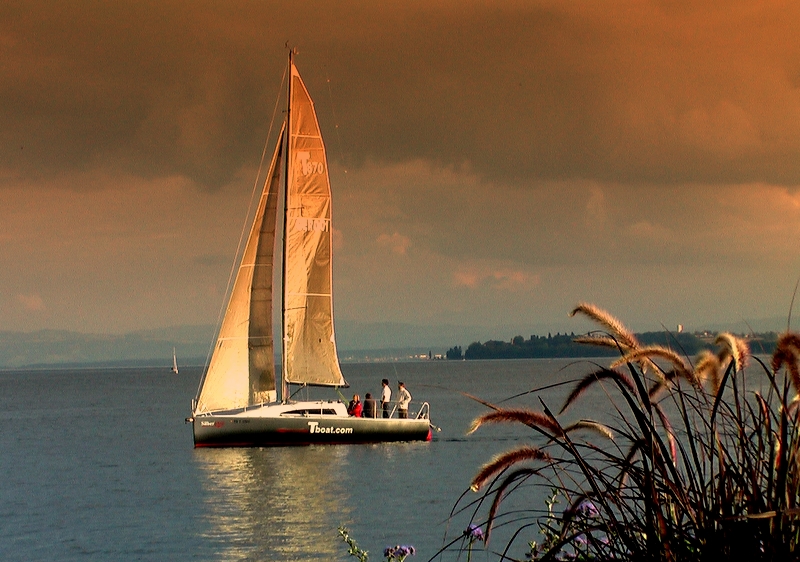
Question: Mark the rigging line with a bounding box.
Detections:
[195,64,289,402]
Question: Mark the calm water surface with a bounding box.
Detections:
[0,359,600,561]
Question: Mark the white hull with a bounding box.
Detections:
[192,400,432,446]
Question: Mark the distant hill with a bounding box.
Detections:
[0,323,451,368]
[0,326,215,369]
[0,315,791,368]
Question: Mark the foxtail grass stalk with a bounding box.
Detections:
[457,304,800,561]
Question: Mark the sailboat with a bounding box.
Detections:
[172,347,179,374]
[188,54,432,447]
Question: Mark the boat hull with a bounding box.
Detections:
[193,414,432,447]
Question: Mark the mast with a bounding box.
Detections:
[281,49,293,403]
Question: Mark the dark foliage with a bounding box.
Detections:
[457,304,800,561]
[456,330,779,360]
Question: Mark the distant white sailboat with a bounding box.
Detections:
[187,52,432,447]
[172,347,179,374]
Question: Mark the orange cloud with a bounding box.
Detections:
[376,232,411,255]
[677,101,761,159]
[454,263,540,291]
[17,293,45,311]
[6,1,800,189]
[453,270,480,289]
[332,227,344,251]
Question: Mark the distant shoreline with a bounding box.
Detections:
[0,329,781,369]
[446,330,779,360]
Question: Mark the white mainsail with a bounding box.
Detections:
[282,61,346,388]
[172,347,179,374]
[195,125,284,413]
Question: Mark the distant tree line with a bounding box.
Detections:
[445,331,780,360]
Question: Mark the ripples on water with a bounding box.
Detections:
[0,359,605,561]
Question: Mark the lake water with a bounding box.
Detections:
[0,359,601,561]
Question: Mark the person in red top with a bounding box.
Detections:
[347,394,363,417]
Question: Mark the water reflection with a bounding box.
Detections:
[194,446,352,561]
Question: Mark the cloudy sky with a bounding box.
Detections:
[2,1,800,338]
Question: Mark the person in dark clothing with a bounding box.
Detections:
[363,393,377,418]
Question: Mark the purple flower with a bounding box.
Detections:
[465,524,485,542]
[384,544,416,559]
[577,500,599,518]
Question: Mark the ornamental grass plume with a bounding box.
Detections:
[458,304,800,561]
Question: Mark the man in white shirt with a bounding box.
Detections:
[381,378,391,418]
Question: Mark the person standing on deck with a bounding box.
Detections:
[381,378,391,418]
[397,382,411,419]
[363,393,377,418]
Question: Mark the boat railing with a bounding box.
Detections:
[385,401,430,420]
[359,401,430,420]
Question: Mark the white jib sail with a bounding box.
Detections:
[195,125,284,413]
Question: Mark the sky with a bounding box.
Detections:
[2,0,800,339]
